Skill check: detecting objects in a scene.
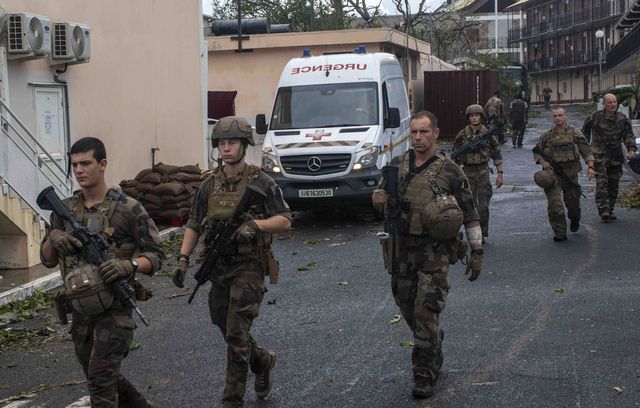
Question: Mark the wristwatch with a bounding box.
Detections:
[130,259,139,273]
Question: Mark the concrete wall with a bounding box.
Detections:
[2,0,207,187]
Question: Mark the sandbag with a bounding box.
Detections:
[137,182,157,193]
[163,172,203,183]
[153,162,180,175]
[151,182,193,196]
[140,172,162,184]
[134,168,154,181]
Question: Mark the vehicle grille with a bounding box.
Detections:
[281,154,352,176]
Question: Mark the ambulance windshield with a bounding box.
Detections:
[270,82,379,130]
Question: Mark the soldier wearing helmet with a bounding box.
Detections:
[170,116,291,407]
[372,111,483,399]
[452,104,504,242]
[534,106,595,241]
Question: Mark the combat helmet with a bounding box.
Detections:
[211,116,256,148]
[533,169,557,189]
[421,195,464,241]
[465,104,485,120]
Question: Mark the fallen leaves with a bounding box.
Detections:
[399,341,414,347]
[129,342,142,351]
[613,386,624,394]
[0,379,86,404]
[297,262,318,271]
[554,288,565,294]
[389,315,402,324]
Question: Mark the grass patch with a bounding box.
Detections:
[0,290,51,322]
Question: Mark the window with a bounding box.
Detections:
[383,78,409,121]
[270,82,379,130]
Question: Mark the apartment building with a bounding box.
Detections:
[508,0,629,103]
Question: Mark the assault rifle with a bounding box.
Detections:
[188,185,267,304]
[532,145,586,198]
[381,165,399,274]
[36,186,149,326]
[450,126,499,161]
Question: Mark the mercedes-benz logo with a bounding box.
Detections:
[307,156,322,172]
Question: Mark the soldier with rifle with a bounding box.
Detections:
[170,116,291,408]
[372,111,483,399]
[533,106,595,241]
[40,137,163,407]
[452,104,504,242]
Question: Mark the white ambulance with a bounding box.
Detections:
[256,46,411,209]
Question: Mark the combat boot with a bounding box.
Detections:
[570,219,580,232]
[412,376,434,399]
[255,352,277,399]
[608,211,617,220]
[553,234,567,242]
[600,211,610,221]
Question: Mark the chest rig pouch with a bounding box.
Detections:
[461,128,490,165]
[206,166,252,256]
[63,197,116,316]
[399,154,462,240]
[548,128,579,163]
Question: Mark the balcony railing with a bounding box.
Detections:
[606,22,640,71]
[510,3,624,42]
[527,48,602,72]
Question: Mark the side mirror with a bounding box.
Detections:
[384,107,401,129]
[256,114,268,135]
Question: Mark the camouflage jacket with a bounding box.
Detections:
[534,124,594,177]
[41,189,164,275]
[484,96,504,119]
[452,124,503,167]
[581,110,637,165]
[186,164,291,236]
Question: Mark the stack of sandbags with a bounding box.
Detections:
[119,162,204,221]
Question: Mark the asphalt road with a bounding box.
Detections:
[1,105,639,408]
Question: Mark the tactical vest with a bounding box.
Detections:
[546,126,580,163]
[459,126,491,165]
[397,153,462,240]
[486,98,500,117]
[206,165,271,258]
[61,190,121,316]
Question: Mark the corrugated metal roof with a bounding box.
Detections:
[445,0,477,12]
[505,0,531,10]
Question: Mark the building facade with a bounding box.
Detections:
[508,0,630,103]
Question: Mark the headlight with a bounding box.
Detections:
[262,154,281,173]
[353,147,379,170]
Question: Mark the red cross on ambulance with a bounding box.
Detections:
[305,130,332,141]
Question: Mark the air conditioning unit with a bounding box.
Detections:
[7,13,52,60]
[51,22,91,64]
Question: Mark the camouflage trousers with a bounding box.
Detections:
[511,121,525,146]
[594,159,623,215]
[463,165,493,237]
[391,236,449,384]
[543,174,581,236]
[209,262,271,407]
[72,308,152,408]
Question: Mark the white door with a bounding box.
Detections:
[34,87,68,193]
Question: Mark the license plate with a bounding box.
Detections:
[298,188,334,198]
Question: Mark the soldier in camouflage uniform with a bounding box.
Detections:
[534,107,595,241]
[41,137,163,408]
[510,95,528,148]
[484,91,506,144]
[372,111,483,399]
[170,117,291,408]
[581,93,638,220]
[453,104,504,241]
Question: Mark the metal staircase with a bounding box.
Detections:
[0,98,73,268]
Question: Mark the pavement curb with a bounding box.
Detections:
[0,226,183,306]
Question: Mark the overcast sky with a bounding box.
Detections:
[202,0,447,17]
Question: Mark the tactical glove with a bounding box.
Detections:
[49,230,83,256]
[98,259,135,284]
[465,250,482,281]
[170,258,189,288]
[232,220,260,242]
